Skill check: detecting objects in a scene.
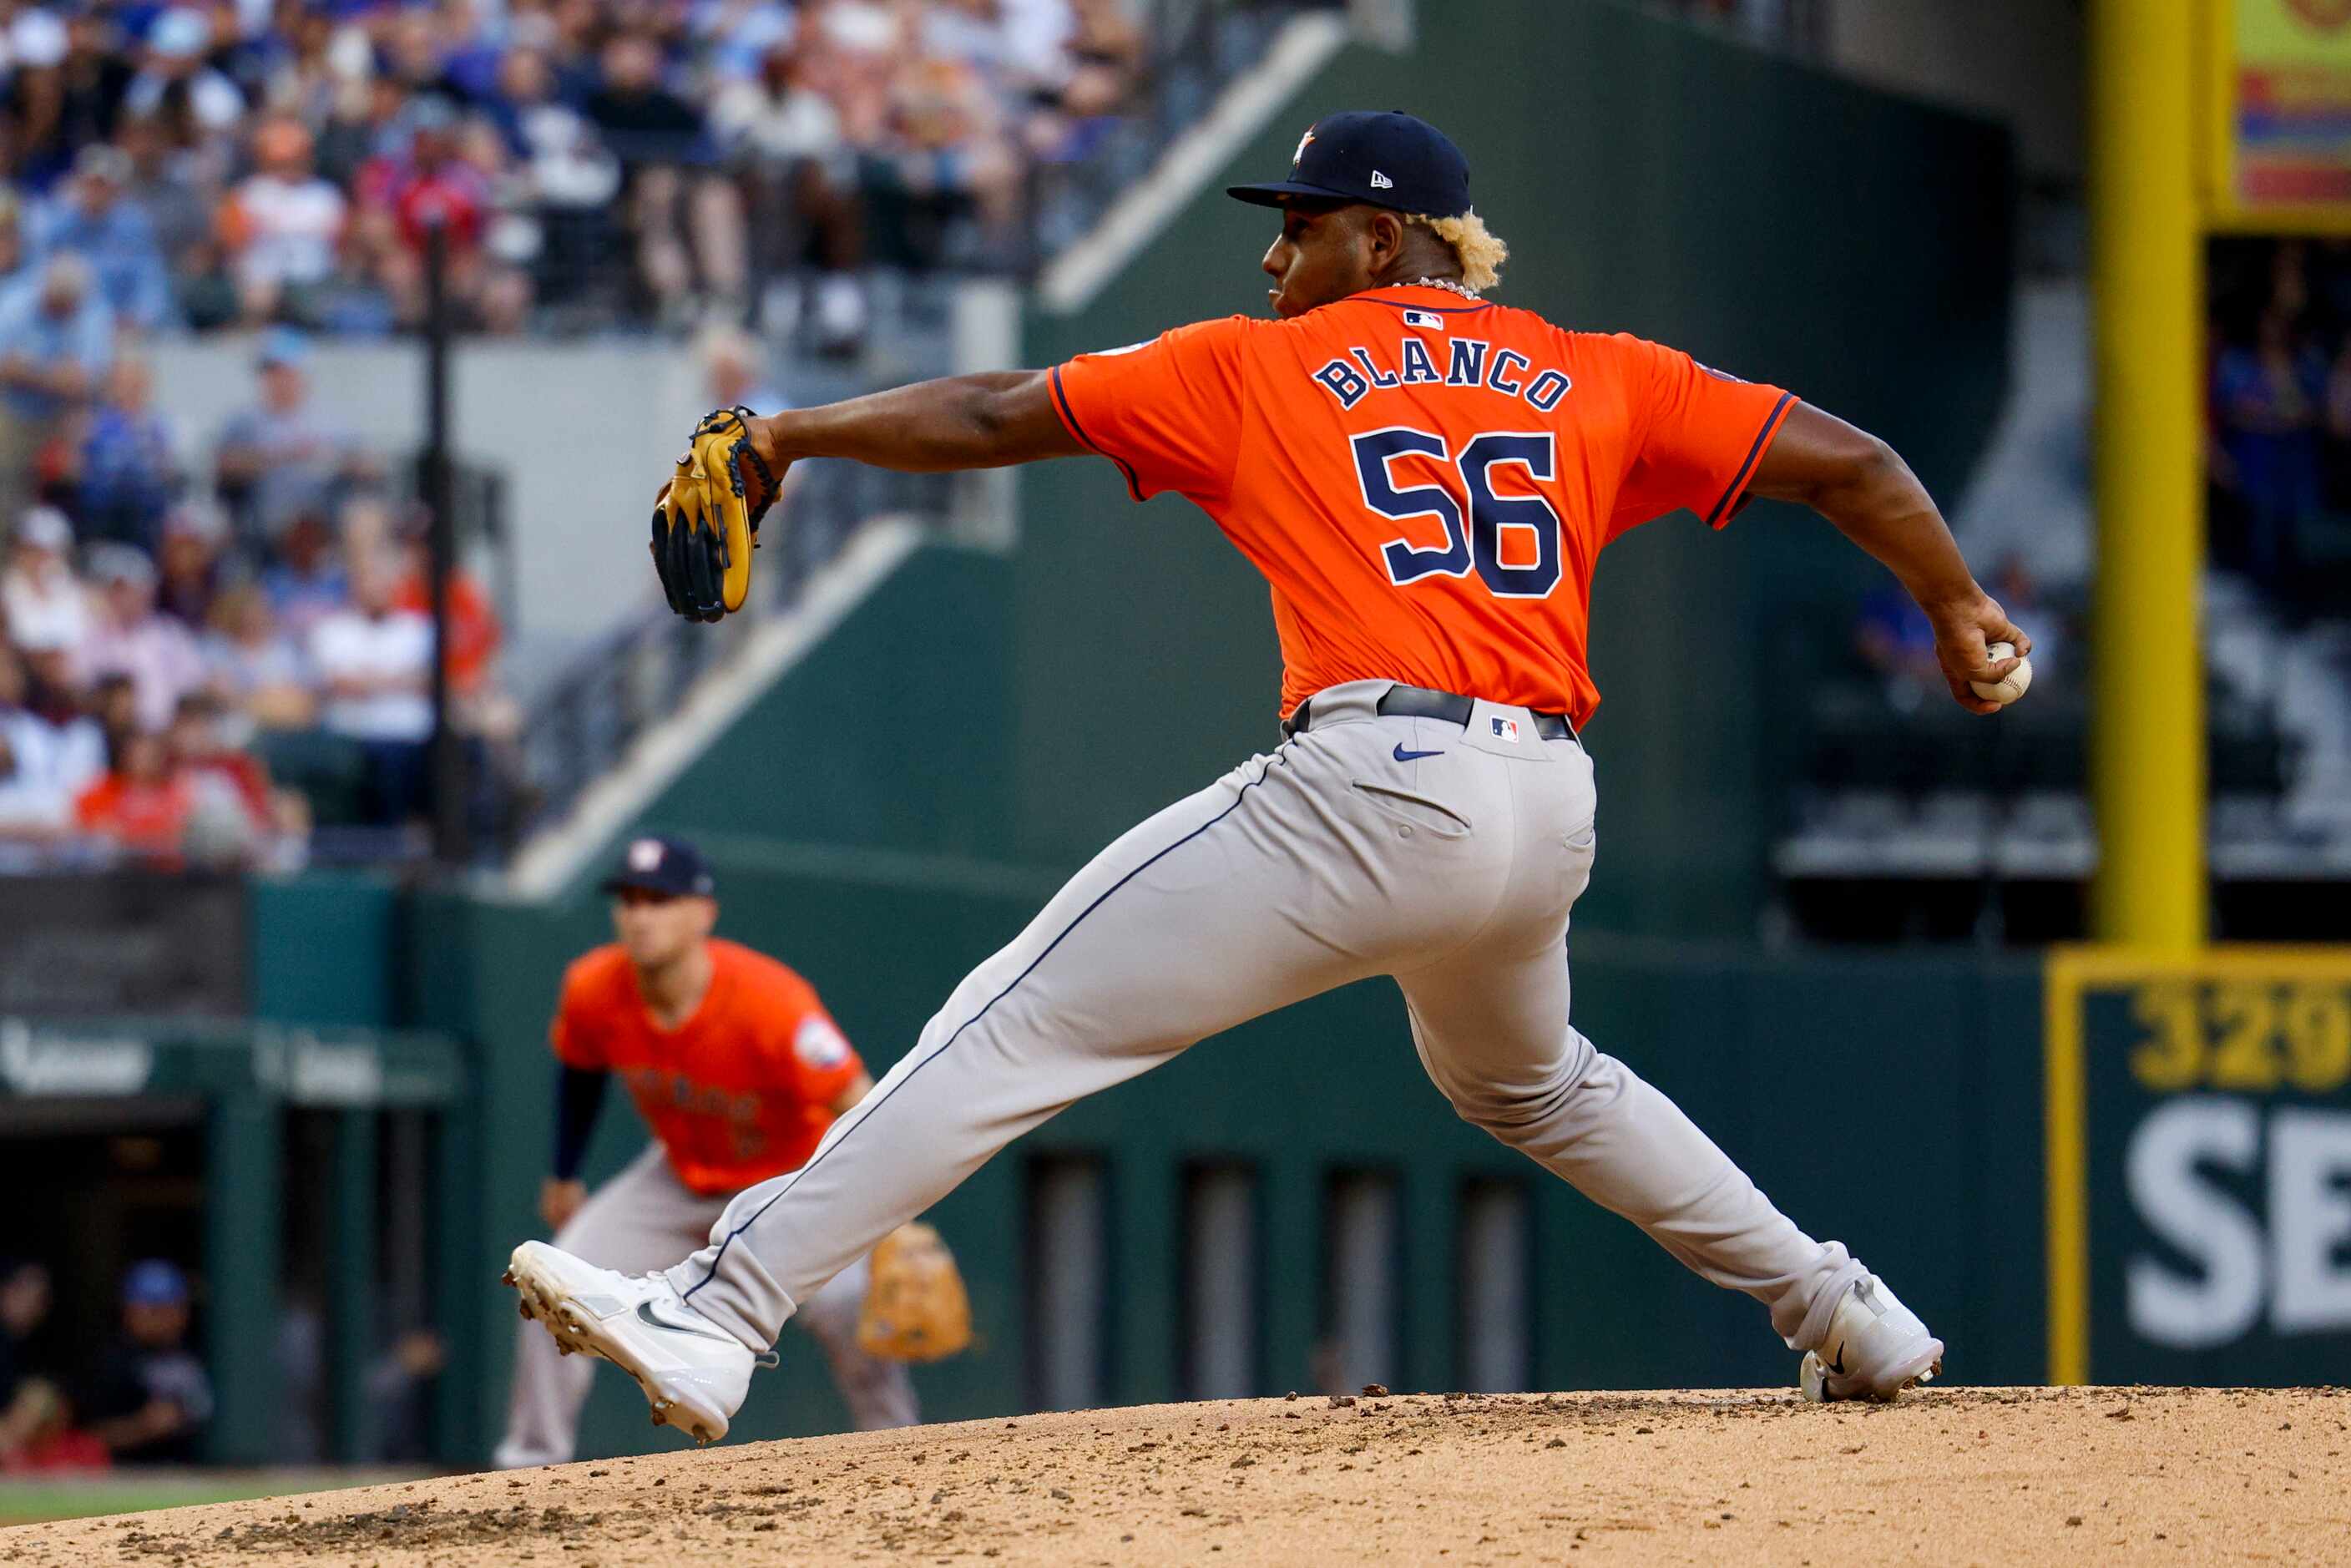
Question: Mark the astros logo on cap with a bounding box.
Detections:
[1292,127,1316,168]
[629,837,665,871]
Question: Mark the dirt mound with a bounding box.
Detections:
[3,1386,2344,1565]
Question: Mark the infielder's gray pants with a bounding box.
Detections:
[495,1143,915,1467]
[669,681,1865,1361]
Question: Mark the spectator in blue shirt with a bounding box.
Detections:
[28,146,174,332]
[0,255,114,422]
[75,354,179,550]
[215,327,375,547]
[0,255,114,523]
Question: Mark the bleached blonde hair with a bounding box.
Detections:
[1408,210,1509,293]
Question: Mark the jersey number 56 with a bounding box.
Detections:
[1352,428,1563,599]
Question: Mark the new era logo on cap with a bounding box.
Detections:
[1229,110,1473,220]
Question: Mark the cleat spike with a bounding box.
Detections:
[501,1239,746,1447]
[500,1270,516,1287]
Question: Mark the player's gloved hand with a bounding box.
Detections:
[650,407,786,623]
[856,1222,973,1363]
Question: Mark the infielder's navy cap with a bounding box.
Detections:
[600,833,716,898]
[1227,110,1471,218]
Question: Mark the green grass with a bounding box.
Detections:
[0,1468,432,1526]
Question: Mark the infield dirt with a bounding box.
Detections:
[3,1385,2343,1565]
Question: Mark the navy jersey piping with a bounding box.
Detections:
[1352,292,1496,316]
[1051,365,1146,502]
[1704,391,1797,527]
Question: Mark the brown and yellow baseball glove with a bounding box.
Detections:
[650,406,784,623]
[857,1222,972,1363]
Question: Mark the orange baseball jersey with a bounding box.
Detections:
[549,938,865,1196]
[1049,286,1796,723]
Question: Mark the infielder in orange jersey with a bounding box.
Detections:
[493,834,916,1467]
[508,111,2035,1443]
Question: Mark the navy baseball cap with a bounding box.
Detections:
[1228,110,1471,218]
[600,834,716,898]
[122,1259,189,1307]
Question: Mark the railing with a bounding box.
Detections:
[513,459,952,841]
[342,3,1362,337]
[1025,1,1348,265]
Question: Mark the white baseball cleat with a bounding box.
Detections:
[1797,1273,1944,1403]
[503,1241,756,1445]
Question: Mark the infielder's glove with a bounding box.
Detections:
[857,1222,973,1363]
[650,407,783,623]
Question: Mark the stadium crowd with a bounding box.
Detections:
[0,0,1150,343]
[0,323,509,870]
[0,0,1186,870]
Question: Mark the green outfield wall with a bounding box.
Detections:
[384,867,2043,1463]
[242,868,2351,1463]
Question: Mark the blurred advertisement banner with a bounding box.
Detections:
[0,875,246,1018]
[2226,0,2351,213]
[2047,948,2351,1384]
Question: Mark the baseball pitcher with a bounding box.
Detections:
[507,112,2033,1442]
[493,833,920,1467]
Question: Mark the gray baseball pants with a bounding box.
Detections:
[667,680,1866,1361]
[495,1142,915,1467]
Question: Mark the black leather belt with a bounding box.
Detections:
[1283,685,1577,742]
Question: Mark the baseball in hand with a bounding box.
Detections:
[1969,641,2033,706]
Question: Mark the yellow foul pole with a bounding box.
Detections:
[2089,0,2205,948]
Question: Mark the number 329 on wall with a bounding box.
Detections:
[2130,981,2351,1095]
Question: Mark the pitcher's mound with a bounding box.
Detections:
[6,1386,2344,1565]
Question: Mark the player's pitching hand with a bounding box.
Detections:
[540,1176,587,1233]
[650,407,787,622]
[1929,594,2031,716]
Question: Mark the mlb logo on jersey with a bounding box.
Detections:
[794,1015,852,1070]
[1402,309,1447,330]
[1491,716,1520,743]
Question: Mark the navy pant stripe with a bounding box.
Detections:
[680,764,1277,1302]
